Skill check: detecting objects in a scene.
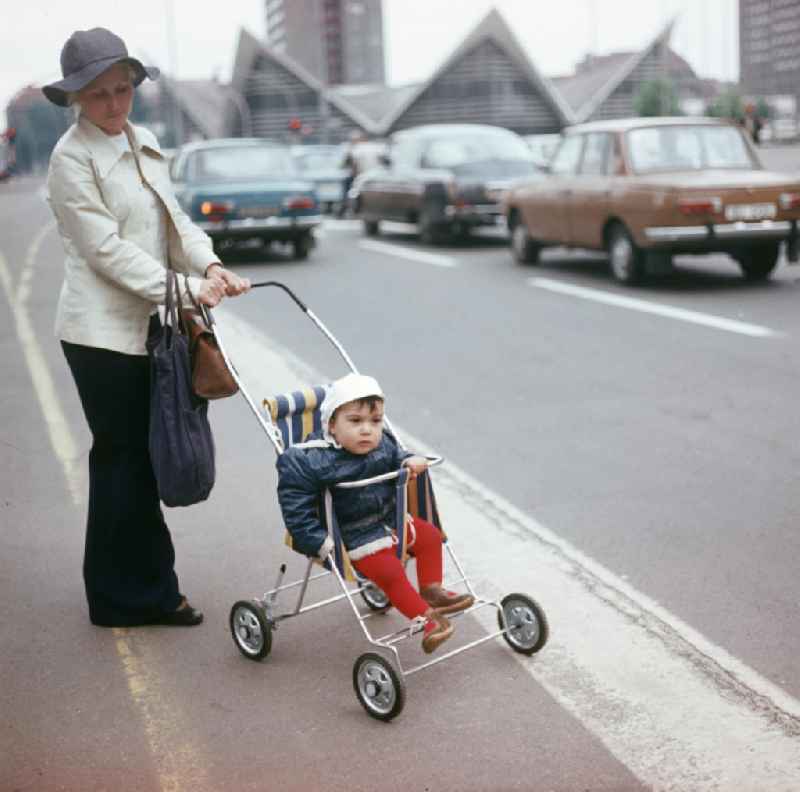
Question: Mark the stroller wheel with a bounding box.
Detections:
[352,652,406,721]
[498,593,549,655]
[357,573,391,612]
[230,600,272,661]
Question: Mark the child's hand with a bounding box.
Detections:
[402,456,428,480]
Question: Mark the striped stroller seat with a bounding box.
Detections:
[264,386,445,581]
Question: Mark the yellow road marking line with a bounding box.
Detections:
[17,221,55,305]
[114,630,210,792]
[1,229,210,792]
[0,243,83,505]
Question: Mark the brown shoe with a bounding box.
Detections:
[421,611,454,654]
[420,584,475,616]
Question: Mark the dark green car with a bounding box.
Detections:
[171,138,321,260]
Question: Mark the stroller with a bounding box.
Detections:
[211,282,549,720]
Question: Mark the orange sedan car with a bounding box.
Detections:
[504,117,800,283]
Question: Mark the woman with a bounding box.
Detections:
[43,28,250,627]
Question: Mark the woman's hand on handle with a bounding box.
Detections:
[197,276,226,307]
[206,263,251,297]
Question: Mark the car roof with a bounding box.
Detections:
[392,123,520,140]
[291,144,342,154]
[177,137,286,155]
[564,116,734,135]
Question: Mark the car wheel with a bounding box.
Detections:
[608,225,645,284]
[419,204,446,245]
[363,218,380,236]
[735,243,780,280]
[510,218,540,264]
[292,233,313,260]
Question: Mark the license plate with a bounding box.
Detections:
[239,206,278,218]
[724,203,776,221]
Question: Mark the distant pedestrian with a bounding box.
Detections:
[43,27,250,627]
[753,115,763,145]
[338,131,364,218]
[743,103,762,145]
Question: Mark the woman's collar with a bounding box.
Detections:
[77,116,163,178]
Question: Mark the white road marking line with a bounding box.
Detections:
[216,305,800,791]
[359,238,458,268]
[529,276,779,338]
[0,245,83,506]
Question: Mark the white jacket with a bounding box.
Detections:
[47,116,219,355]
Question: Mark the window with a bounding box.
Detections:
[579,133,611,175]
[421,131,532,169]
[191,146,295,181]
[702,127,754,168]
[549,135,583,175]
[627,125,754,173]
[391,139,421,169]
[609,135,625,175]
[292,148,342,172]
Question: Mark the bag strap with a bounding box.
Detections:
[164,269,181,331]
[124,125,198,333]
[124,125,174,274]
[181,273,216,334]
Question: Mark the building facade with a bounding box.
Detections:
[739,0,800,102]
[265,0,385,85]
[232,29,375,144]
[551,24,709,123]
[380,10,571,137]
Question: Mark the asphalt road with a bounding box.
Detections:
[2,145,800,791]
[226,206,800,698]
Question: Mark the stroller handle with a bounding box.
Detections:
[249,281,308,312]
[334,456,443,489]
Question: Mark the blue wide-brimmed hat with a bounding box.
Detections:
[42,27,159,107]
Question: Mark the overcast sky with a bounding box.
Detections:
[1,0,738,127]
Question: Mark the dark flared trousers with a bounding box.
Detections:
[61,320,182,626]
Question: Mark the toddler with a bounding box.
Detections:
[276,373,473,653]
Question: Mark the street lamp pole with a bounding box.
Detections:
[165,0,184,145]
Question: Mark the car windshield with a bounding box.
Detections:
[423,132,534,169]
[627,125,754,173]
[191,146,295,180]
[293,149,343,172]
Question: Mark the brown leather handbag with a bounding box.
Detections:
[123,127,238,401]
[180,279,239,400]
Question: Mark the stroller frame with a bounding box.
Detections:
[211,282,548,720]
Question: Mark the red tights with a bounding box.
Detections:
[352,517,442,620]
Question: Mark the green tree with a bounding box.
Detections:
[706,90,744,121]
[755,97,771,120]
[8,99,71,173]
[634,79,681,117]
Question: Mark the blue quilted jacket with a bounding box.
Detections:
[275,429,412,561]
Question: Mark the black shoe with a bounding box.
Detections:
[152,600,203,626]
